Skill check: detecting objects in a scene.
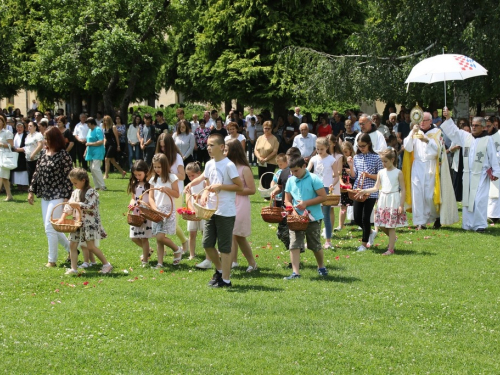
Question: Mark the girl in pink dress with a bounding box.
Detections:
[355,148,407,255]
[225,139,258,272]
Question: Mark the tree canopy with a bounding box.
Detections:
[281,0,500,110]
[163,0,366,115]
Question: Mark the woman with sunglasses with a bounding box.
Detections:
[347,133,383,252]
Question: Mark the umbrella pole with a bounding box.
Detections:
[444,80,446,107]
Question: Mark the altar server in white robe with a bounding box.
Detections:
[440,110,500,232]
[486,119,500,221]
[354,114,387,153]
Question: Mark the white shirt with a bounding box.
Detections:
[190,121,199,133]
[203,157,239,217]
[96,119,103,129]
[292,133,317,157]
[294,113,303,123]
[127,124,139,144]
[149,173,178,208]
[170,153,185,193]
[24,132,44,160]
[206,118,216,129]
[225,134,246,144]
[245,114,256,126]
[73,122,89,142]
[354,130,387,153]
[246,125,256,141]
[310,154,336,187]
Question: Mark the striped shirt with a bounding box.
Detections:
[353,152,383,198]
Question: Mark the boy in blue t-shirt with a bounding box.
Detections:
[284,156,328,279]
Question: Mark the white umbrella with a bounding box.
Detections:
[405,54,488,106]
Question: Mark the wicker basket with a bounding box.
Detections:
[193,188,219,220]
[126,207,146,226]
[180,195,202,221]
[257,172,276,199]
[287,211,310,231]
[261,199,285,223]
[346,175,369,202]
[50,202,83,233]
[137,188,173,223]
[323,194,341,206]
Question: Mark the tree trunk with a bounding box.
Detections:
[272,98,288,122]
[476,103,482,116]
[89,92,98,117]
[69,91,82,130]
[103,73,119,117]
[224,100,232,117]
[147,88,156,107]
[120,73,140,127]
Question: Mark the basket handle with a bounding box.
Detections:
[194,187,219,208]
[140,187,174,218]
[51,202,82,222]
[259,171,276,188]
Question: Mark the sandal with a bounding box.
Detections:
[140,248,155,261]
[382,249,394,256]
[172,246,183,266]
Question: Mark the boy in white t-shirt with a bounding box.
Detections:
[185,134,243,287]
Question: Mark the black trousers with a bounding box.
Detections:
[353,198,377,243]
[75,141,88,169]
[26,160,38,185]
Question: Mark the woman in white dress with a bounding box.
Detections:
[0,116,14,201]
[11,122,29,191]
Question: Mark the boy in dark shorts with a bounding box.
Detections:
[284,156,328,279]
[185,134,243,287]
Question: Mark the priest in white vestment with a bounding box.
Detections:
[440,110,500,232]
[403,112,442,229]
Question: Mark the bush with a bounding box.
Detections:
[129,103,210,126]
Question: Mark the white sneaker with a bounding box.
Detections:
[78,262,91,269]
[321,227,326,238]
[368,230,378,247]
[246,264,258,273]
[65,268,78,275]
[356,245,368,252]
[195,259,213,269]
[231,262,239,269]
[100,263,113,274]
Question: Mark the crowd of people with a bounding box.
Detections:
[1,103,499,286]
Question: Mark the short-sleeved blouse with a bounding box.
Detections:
[29,150,73,200]
[255,134,279,165]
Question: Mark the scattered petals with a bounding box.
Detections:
[255,254,259,258]
[51,301,56,305]
[159,270,164,274]
[123,270,129,274]
[83,281,89,286]
[54,289,60,293]
[335,256,340,261]
[423,236,431,239]
[345,255,350,258]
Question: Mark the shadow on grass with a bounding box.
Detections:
[311,275,361,283]
[225,285,284,293]
[371,248,436,256]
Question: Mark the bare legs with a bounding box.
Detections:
[104,157,125,179]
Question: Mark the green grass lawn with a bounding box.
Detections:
[1,169,500,374]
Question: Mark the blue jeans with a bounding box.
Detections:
[322,187,333,239]
[128,143,142,169]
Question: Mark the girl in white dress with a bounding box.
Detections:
[355,148,407,255]
[147,153,182,268]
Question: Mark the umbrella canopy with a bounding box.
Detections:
[405,54,488,84]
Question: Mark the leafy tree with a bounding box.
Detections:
[6,0,170,123]
[163,0,366,117]
[282,0,500,111]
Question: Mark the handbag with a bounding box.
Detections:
[0,144,19,170]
